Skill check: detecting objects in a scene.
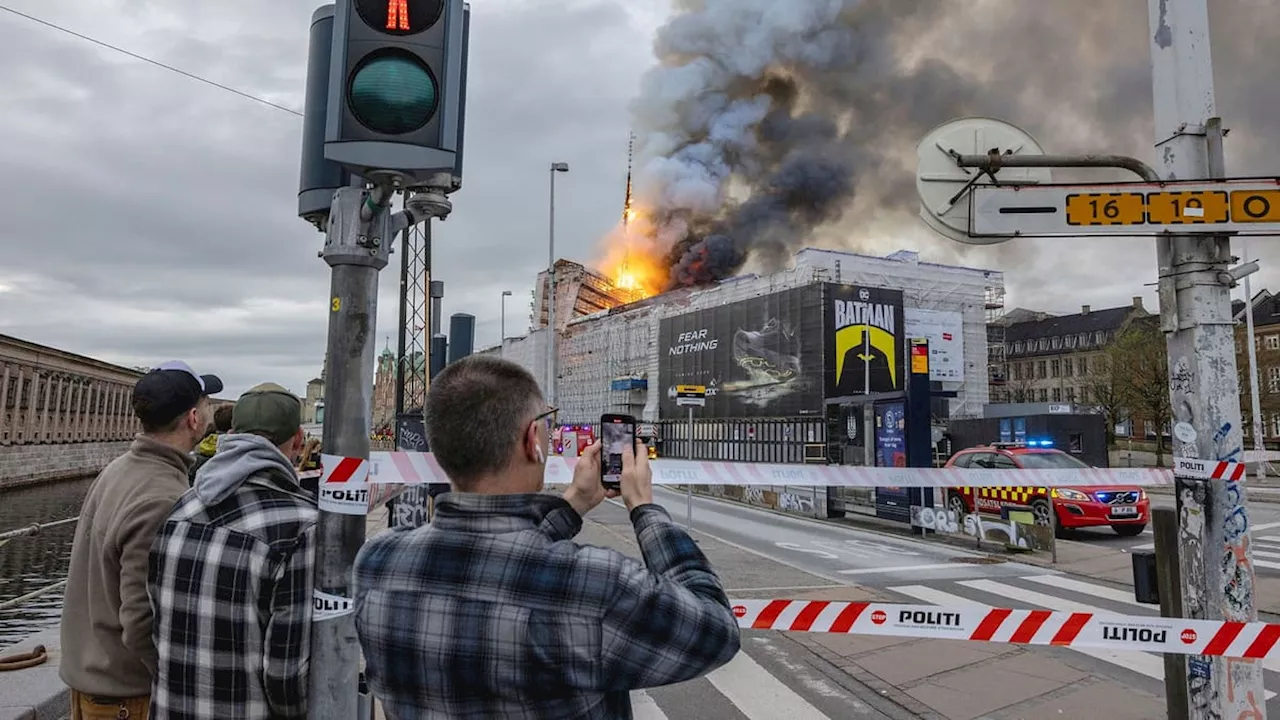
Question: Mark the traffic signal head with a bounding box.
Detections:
[326,0,466,188]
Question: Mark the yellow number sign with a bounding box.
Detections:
[1230,189,1280,224]
[1065,193,1146,226]
[331,297,341,312]
[1146,191,1229,225]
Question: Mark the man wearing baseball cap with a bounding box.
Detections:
[61,360,222,719]
[149,383,317,720]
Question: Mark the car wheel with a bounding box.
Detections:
[1113,524,1146,537]
[1031,499,1068,538]
[948,492,968,519]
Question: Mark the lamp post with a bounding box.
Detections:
[500,289,512,352]
[547,161,569,405]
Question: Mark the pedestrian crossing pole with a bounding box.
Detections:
[1148,0,1265,716]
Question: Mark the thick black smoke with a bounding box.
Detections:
[629,0,1280,289]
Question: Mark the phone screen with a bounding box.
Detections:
[602,418,633,488]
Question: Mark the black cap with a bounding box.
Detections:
[132,360,224,428]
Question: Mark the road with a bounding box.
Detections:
[590,488,1280,718]
[1072,495,1280,576]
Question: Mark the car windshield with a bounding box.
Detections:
[1015,452,1091,469]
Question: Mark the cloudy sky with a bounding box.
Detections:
[1,0,1278,398]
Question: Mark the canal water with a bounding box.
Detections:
[0,476,92,645]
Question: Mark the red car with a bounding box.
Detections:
[944,444,1149,537]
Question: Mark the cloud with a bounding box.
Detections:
[0,0,1277,403]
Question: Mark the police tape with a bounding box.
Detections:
[309,453,1245,507]
[729,599,1280,659]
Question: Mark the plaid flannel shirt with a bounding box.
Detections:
[148,469,318,720]
[354,493,741,720]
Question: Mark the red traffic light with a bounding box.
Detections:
[354,0,443,35]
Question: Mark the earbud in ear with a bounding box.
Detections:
[535,445,546,465]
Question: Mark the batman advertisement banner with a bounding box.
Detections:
[658,286,824,417]
[824,284,905,397]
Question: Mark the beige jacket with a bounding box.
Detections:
[59,436,191,697]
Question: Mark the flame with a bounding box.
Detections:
[598,219,665,302]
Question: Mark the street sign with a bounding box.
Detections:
[675,384,706,407]
[915,117,1052,245]
[971,179,1280,237]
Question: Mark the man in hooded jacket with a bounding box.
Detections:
[148,383,317,720]
[188,403,234,485]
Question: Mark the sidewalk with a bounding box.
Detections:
[363,503,1167,719]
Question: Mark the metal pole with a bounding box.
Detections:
[687,405,694,530]
[311,185,394,720]
[1154,507,1190,719]
[1242,237,1267,478]
[501,292,507,349]
[1148,1,1265,716]
[547,168,557,406]
[394,220,409,445]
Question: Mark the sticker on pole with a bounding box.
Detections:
[319,454,371,514]
[1173,457,1245,481]
[313,589,353,622]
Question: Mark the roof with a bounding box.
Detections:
[1005,304,1147,344]
[1241,292,1280,330]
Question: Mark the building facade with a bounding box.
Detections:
[997,297,1157,437]
[1234,289,1280,444]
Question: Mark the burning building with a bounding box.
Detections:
[494,247,1004,453]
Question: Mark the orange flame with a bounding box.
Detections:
[597,218,665,302]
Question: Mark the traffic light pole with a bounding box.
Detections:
[1148,0,1265,716]
[312,182,450,720]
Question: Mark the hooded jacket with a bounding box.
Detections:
[149,433,318,720]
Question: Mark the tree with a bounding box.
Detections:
[1082,353,1129,447]
[1111,321,1172,465]
[1005,361,1037,403]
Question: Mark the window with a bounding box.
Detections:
[1095,331,1106,345]
[1014,341,1024,353]
[1024,362,1034,379]
[1066,335,1077,349]
[1271,414,1280,439]
[1066,387,1076,402]
[1038,388,1049,402]
[1012,364,1022,381]
[1051,336,1062,350]
[992,455,1017,469]
[1269,367,1280,394]
[1050,359,1061,377]
[1037,361,1047,379]
[1016,452,1090,469]
[952,453,973,468]
[1039,338,1049,352]
[1079,356,1089,375]
[1068,433,1084,454]
[1064,358,1074,377]
[1267,335,1280,351]
[1078,332,1089,347]
[1052,387,1062,402]
[1080,387,1090,403]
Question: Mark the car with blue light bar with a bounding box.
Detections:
[943,440,1149,537]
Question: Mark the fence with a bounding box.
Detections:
[654,417,826,464]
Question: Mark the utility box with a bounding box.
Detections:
[1132,550,1159,604]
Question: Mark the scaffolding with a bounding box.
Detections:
[509,247,1004,424]
[985,284,1008,403]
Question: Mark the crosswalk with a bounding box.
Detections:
[887,572,1280,701]
[1126,520,1280,573]
[628,633,895,720]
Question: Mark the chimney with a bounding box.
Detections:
[1132,296,1143,310]
[1081,305,1091,315]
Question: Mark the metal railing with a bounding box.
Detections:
[0,516,79,611]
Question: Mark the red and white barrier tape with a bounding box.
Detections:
[730,599,1280,659]
[360,451,1183,488]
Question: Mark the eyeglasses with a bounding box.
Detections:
[531,407,558,431]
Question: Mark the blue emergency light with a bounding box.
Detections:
[1027,438,1055,447]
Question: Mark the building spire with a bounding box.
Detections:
[622,131,635,228]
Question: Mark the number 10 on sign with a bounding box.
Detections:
[1066,193,1146,226]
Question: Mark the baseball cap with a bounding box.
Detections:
[132,360,225,428]
[232,383,302,446]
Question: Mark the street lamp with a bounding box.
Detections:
[547,162,569,405]
[500,290,512,350]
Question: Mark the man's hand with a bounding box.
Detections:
[620,439,653,512]
[562,441,619,516]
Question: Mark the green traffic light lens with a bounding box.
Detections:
[348,50,438,135]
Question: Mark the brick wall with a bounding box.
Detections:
[0,441,132,490]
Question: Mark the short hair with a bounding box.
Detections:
[213,404,235,432]
[425,355,544,488]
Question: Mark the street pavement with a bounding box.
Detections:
[367,490,1280,718]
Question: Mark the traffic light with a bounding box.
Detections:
[325,0,467,188]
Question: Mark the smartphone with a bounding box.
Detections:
[600,414,636,491]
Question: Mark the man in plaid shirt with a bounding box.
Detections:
[354,356,741,719]
[148,383,317,719]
